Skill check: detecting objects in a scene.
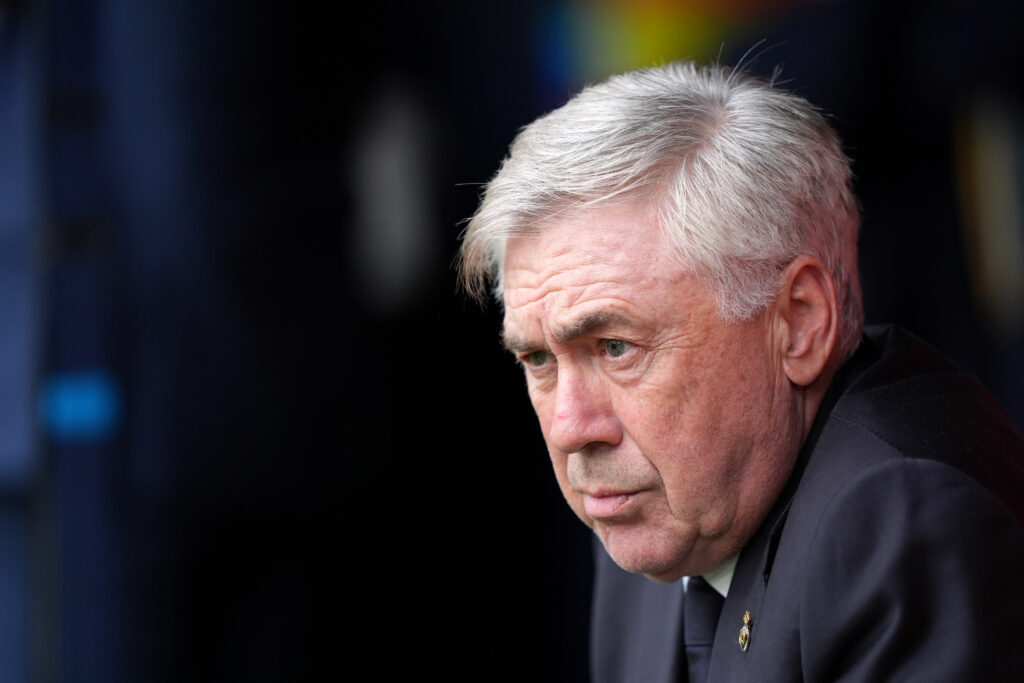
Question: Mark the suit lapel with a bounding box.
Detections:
[706,500,790,681]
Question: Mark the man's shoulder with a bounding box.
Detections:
[811,323,1024,524]
[707,327,1024,681]
[740,441,1024,682]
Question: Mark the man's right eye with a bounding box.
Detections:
[525,350,551,367]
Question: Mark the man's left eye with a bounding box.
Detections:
[604,339,630,358]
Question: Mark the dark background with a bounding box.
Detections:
[0,0,1022,681]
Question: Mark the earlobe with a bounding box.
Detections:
[777,256,839,387]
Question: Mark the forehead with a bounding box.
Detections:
[502,203,707,337]
[505,203,669,294]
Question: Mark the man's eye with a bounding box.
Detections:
[526,350,551,367]
[604,339,630,358]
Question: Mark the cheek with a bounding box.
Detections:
[526,385,571,482]
[548,448,568,476]
[527,384,554,430]
[623,385,733,494]
[615,383,697,457]
[548,449,592,525]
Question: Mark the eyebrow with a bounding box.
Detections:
[500,329,534,354]
[501,312,635,354]
[553,312,631,345]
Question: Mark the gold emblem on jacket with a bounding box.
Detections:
[738,611,753,652]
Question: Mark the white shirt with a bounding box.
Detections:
[682,553,739,597]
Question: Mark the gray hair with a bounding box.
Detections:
[459,61,863,359]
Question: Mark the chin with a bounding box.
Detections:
[599,527,692,583]
[642,565,690,584]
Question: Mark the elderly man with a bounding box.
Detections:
[459,62,1024,682]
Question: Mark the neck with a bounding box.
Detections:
[798,351,843,443]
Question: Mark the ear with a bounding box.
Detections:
[775,255,839,387]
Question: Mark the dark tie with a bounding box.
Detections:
[683,577,724,683]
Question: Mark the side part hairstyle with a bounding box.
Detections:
[459,60,864,359]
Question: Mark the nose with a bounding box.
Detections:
[547,362,622,454]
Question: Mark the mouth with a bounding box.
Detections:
[581,490,640,519]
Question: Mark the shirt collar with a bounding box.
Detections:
[702,553,738,597]
[681,553,739,597]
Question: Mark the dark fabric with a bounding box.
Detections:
[589,325,1024,683]
[591,540,685,683]
[682,577,724,683]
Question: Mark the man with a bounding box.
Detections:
[459,61,1024,681]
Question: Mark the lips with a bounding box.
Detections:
[582,490,638,518]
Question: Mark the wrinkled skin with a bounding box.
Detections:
[502,203,811,582]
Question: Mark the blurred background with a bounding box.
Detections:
[0,0,1022,681]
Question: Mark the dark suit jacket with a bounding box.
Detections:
[591,325,1024,682]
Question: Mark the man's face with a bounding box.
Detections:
[502,203,803,582]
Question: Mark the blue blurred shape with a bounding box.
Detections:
[38,370,122,443]
[534,2,582,106]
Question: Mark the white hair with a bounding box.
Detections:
[459,61,863,359]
